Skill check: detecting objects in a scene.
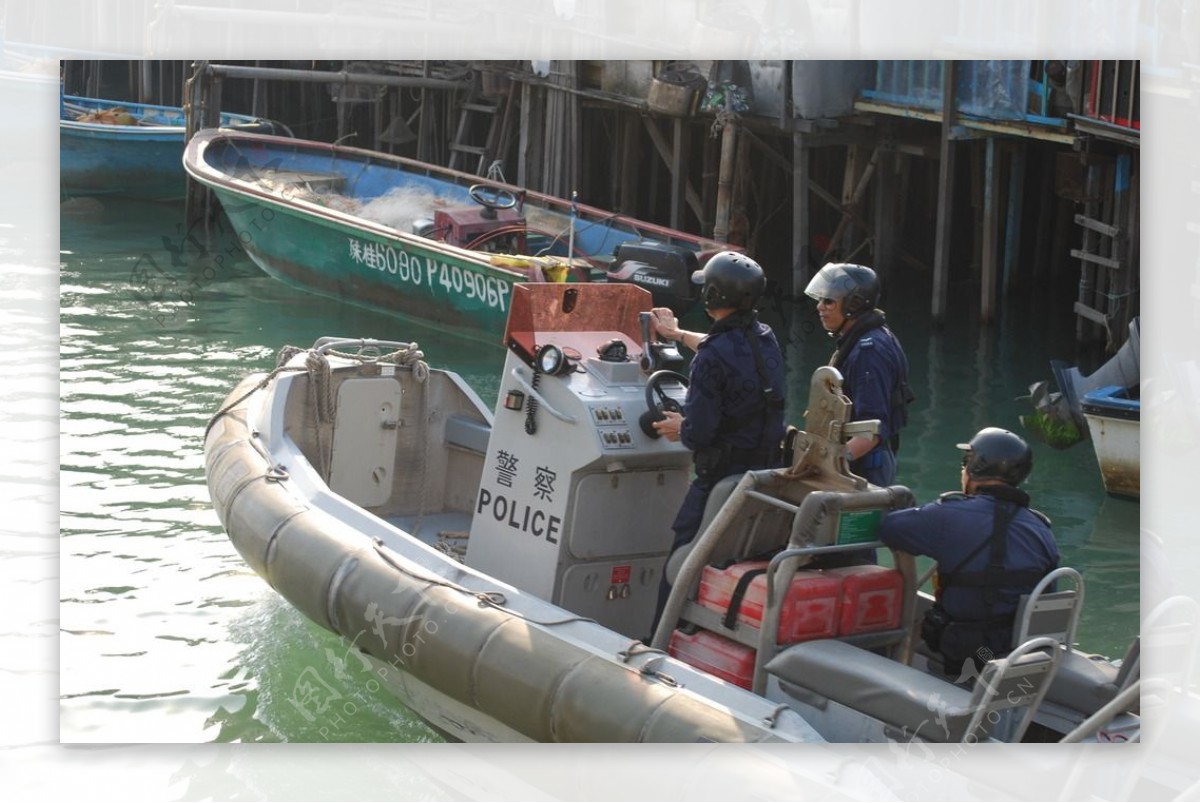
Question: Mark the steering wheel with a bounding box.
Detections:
[469,183,518,212]
[639,370,689,438]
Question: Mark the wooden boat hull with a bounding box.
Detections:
[209,181,525,332]
[184,129,731,332]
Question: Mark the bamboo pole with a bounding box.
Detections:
[712,115,738,243]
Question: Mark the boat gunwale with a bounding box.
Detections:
[61,94,265,136]
[182,128,735,256]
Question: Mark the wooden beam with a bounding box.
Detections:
[641,116,705,226]
[873,149,895,272]
[670,117,689,230]
[792,130,811,297]
[1002,140,1026,297]
[618,112,639,215]
[713,118,738,242]
[980,137,1001,325]
[931,60,957,324]
[1073,213,1120,238]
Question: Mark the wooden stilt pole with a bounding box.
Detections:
[792,130,810,297]
[670,117,690,231]
[931,60,958,325]
[981,137,1001,324]
[713,115,738,243]
[1002,140,1026,297]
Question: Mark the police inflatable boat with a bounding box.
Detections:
[204,283,1140,743]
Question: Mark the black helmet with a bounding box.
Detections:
[957,427,1033,486]
[691,251,765,311]
[804,263,881,317]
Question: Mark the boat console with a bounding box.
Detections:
[465,283,693,639]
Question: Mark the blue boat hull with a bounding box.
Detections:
[59,95,276,202]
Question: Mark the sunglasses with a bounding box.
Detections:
[961,453,971,467]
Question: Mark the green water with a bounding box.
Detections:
[59,197,1139,743]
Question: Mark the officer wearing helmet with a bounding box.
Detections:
[805,263,913,490]
[878,427,1060,676]
[648,252,787,612]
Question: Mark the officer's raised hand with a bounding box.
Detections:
[651,307,681,340]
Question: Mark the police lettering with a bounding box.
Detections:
[476,488,561,544]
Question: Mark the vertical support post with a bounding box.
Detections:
[702,124,719,237]
[139,60,152,103]
[980,137,1001,324]
[183,61,212,238]
[731,132,752,247]
[931,60,958,325]
[618,112,639,215]
[1002,140,1026,297]
[417,61,433,163]
[518,80,544,191]
[713,116,738,242]
[87,60,101,97]
[1032,149,1055,281]
[670,116,689,230]
[872,147,895,274]
[792,130,810,298]
[838,144,863,255]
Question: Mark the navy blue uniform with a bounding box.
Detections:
[669,312,787,553]
[879,488,1059,666]
[839,322,909,487]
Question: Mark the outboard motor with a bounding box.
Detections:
[606,241,700,313]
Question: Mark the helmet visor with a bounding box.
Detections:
[804,264,854,302]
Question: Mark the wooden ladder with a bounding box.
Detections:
[448,79,516,177]
[1070,152,1137,349]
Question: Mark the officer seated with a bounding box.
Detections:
[877,427,1060,677]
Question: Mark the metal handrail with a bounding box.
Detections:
[1058,679,1142,743]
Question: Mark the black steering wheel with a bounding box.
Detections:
[468,183,518,212]
[639,370,689,438]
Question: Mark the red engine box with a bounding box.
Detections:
[697,561,841,644]
[668,628,755,689]
[825,565,905,635]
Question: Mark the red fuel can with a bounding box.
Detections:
[697,561,841,643]
[825,565,904,635]
[667,628,756,689]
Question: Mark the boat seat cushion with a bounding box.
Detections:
[766,638,980,742]
[919,640,1127,718]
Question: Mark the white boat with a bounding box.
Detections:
[1081,385,1140,499]
[204,283,1140,743]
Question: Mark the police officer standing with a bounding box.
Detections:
[648,252,787,615]
[804,263,912,487]
[878,428,1060,676]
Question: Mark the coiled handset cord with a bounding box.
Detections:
[525,366,541,435]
